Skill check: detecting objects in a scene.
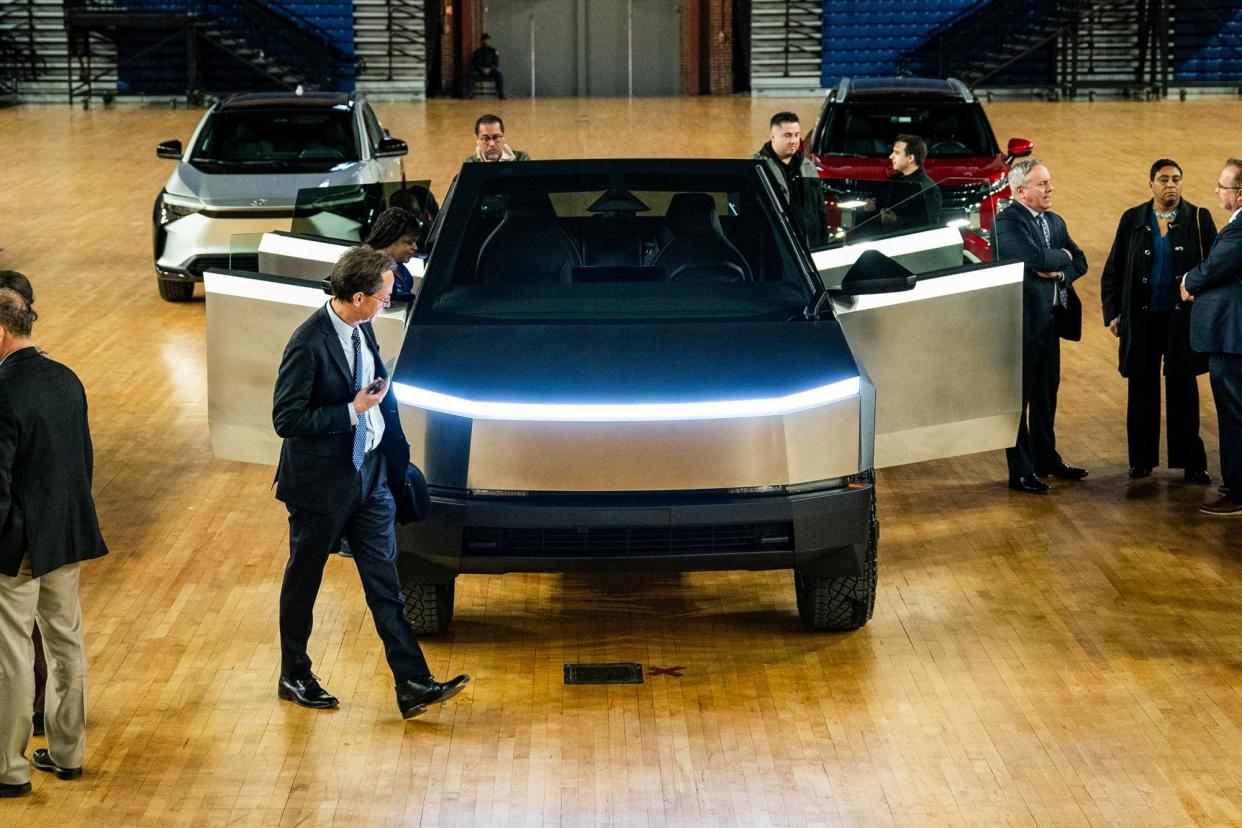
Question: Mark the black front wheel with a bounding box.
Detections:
[794,488,878,631]
[401,578,456,635]
[157,276,195,302]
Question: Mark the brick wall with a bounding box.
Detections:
[681,0,733,95]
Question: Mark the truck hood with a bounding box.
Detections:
[163,161,369,208]
[394,320,860,410]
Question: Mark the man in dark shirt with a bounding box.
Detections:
[467,33,505,100]
[753,111,829,248]
[873,134,942,233]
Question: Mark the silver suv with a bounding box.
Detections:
[152,91,407,301]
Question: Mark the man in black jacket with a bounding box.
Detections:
[872,134,942,233]
[992,159,1090,493]
[273,245,468,718]
[754,111,830,248]
[466,33,504,99]
[0,278,108,797]
[1181,158,1242,516]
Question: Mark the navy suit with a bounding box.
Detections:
[273,305,429,682]
[1184,212,1242,501]
[992,204,1089,480]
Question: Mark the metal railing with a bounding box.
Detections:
[899,0,1168,95]
[0,0,42,98]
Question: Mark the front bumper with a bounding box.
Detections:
[395,482,874,583]
[155,211,294,281]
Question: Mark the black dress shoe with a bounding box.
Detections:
[395,674,471,719]
[278,673,339,709]
[1183,469,1213,485]
[0,781,31,797]
[32,712,44,737]
[1128,466,1153,479]
[1008,474,1049,494]
[31,748,81,780]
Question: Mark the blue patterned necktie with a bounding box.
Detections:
[1036,212,1051,247]
[1037,213,1068,307]
[351,328,368,470]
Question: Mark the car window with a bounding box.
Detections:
[190,108,361,172]
[815,103,997,158]
[416,171,813,325]
[361,103,384,151]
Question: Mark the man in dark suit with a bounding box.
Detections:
[0,277,108,797]
[1181,158,1242,516]
[992,159,1090,493]
[273,245,468,718]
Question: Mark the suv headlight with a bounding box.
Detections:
[158,192,204,226]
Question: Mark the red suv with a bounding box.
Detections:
[808,76,1032,261]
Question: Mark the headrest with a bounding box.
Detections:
[665,192,722,239]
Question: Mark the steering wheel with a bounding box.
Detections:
[929,140,970,155]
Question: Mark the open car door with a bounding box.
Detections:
[813,228,1023,470]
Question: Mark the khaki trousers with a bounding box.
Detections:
[0,560,87,785]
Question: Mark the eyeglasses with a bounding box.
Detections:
[1215,183,1241,191]
[477,133,505,144]
[366,292,392,308]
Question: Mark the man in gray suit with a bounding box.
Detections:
[1181,158,1242,515]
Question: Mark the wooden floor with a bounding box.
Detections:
[1,97,1240,826]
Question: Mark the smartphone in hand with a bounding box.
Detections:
[366,376,386,395]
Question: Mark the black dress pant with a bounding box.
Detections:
[1125,311,1207,471]
[1209,353,1242,502]
[1007,332,1063,479]
[279,450,430,683]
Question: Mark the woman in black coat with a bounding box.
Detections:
[1101,159,1216,482]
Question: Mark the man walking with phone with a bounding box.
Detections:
[272,245,468,718]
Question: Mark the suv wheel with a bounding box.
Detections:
[158,277,195,302]
[401,578,455,635]
[794,486,877,631]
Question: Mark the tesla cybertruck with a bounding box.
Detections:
[203,160,1022,633]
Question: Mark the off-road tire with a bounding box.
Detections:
[794,487,878,631]
[158,277,195,302]
[401,579,455,635]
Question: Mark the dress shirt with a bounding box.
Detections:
[326,301,383,453]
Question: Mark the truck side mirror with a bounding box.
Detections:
[832,250,916,296]
[157,140,183,160]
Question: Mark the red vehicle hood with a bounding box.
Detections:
[811,154,1007,183]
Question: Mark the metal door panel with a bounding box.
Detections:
[831,261,1023,468]
[204,269,408,465]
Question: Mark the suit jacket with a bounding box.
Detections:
[273,305,411,514]
[1183,212,1242,355]
[1100,198,1216,376]
[0,347,109,578]
[991,203,1089,345]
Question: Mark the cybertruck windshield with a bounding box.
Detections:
[415,167,816,324]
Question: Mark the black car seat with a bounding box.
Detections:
[475,193,581,285]
[653,192,752,282]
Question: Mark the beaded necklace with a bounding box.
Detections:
[1153,205,1178,221]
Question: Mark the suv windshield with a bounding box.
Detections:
[417,171,813,325]
[190,108,360,173]
[815,102,997,158]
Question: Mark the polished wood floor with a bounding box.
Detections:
[0,96,1240,826]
